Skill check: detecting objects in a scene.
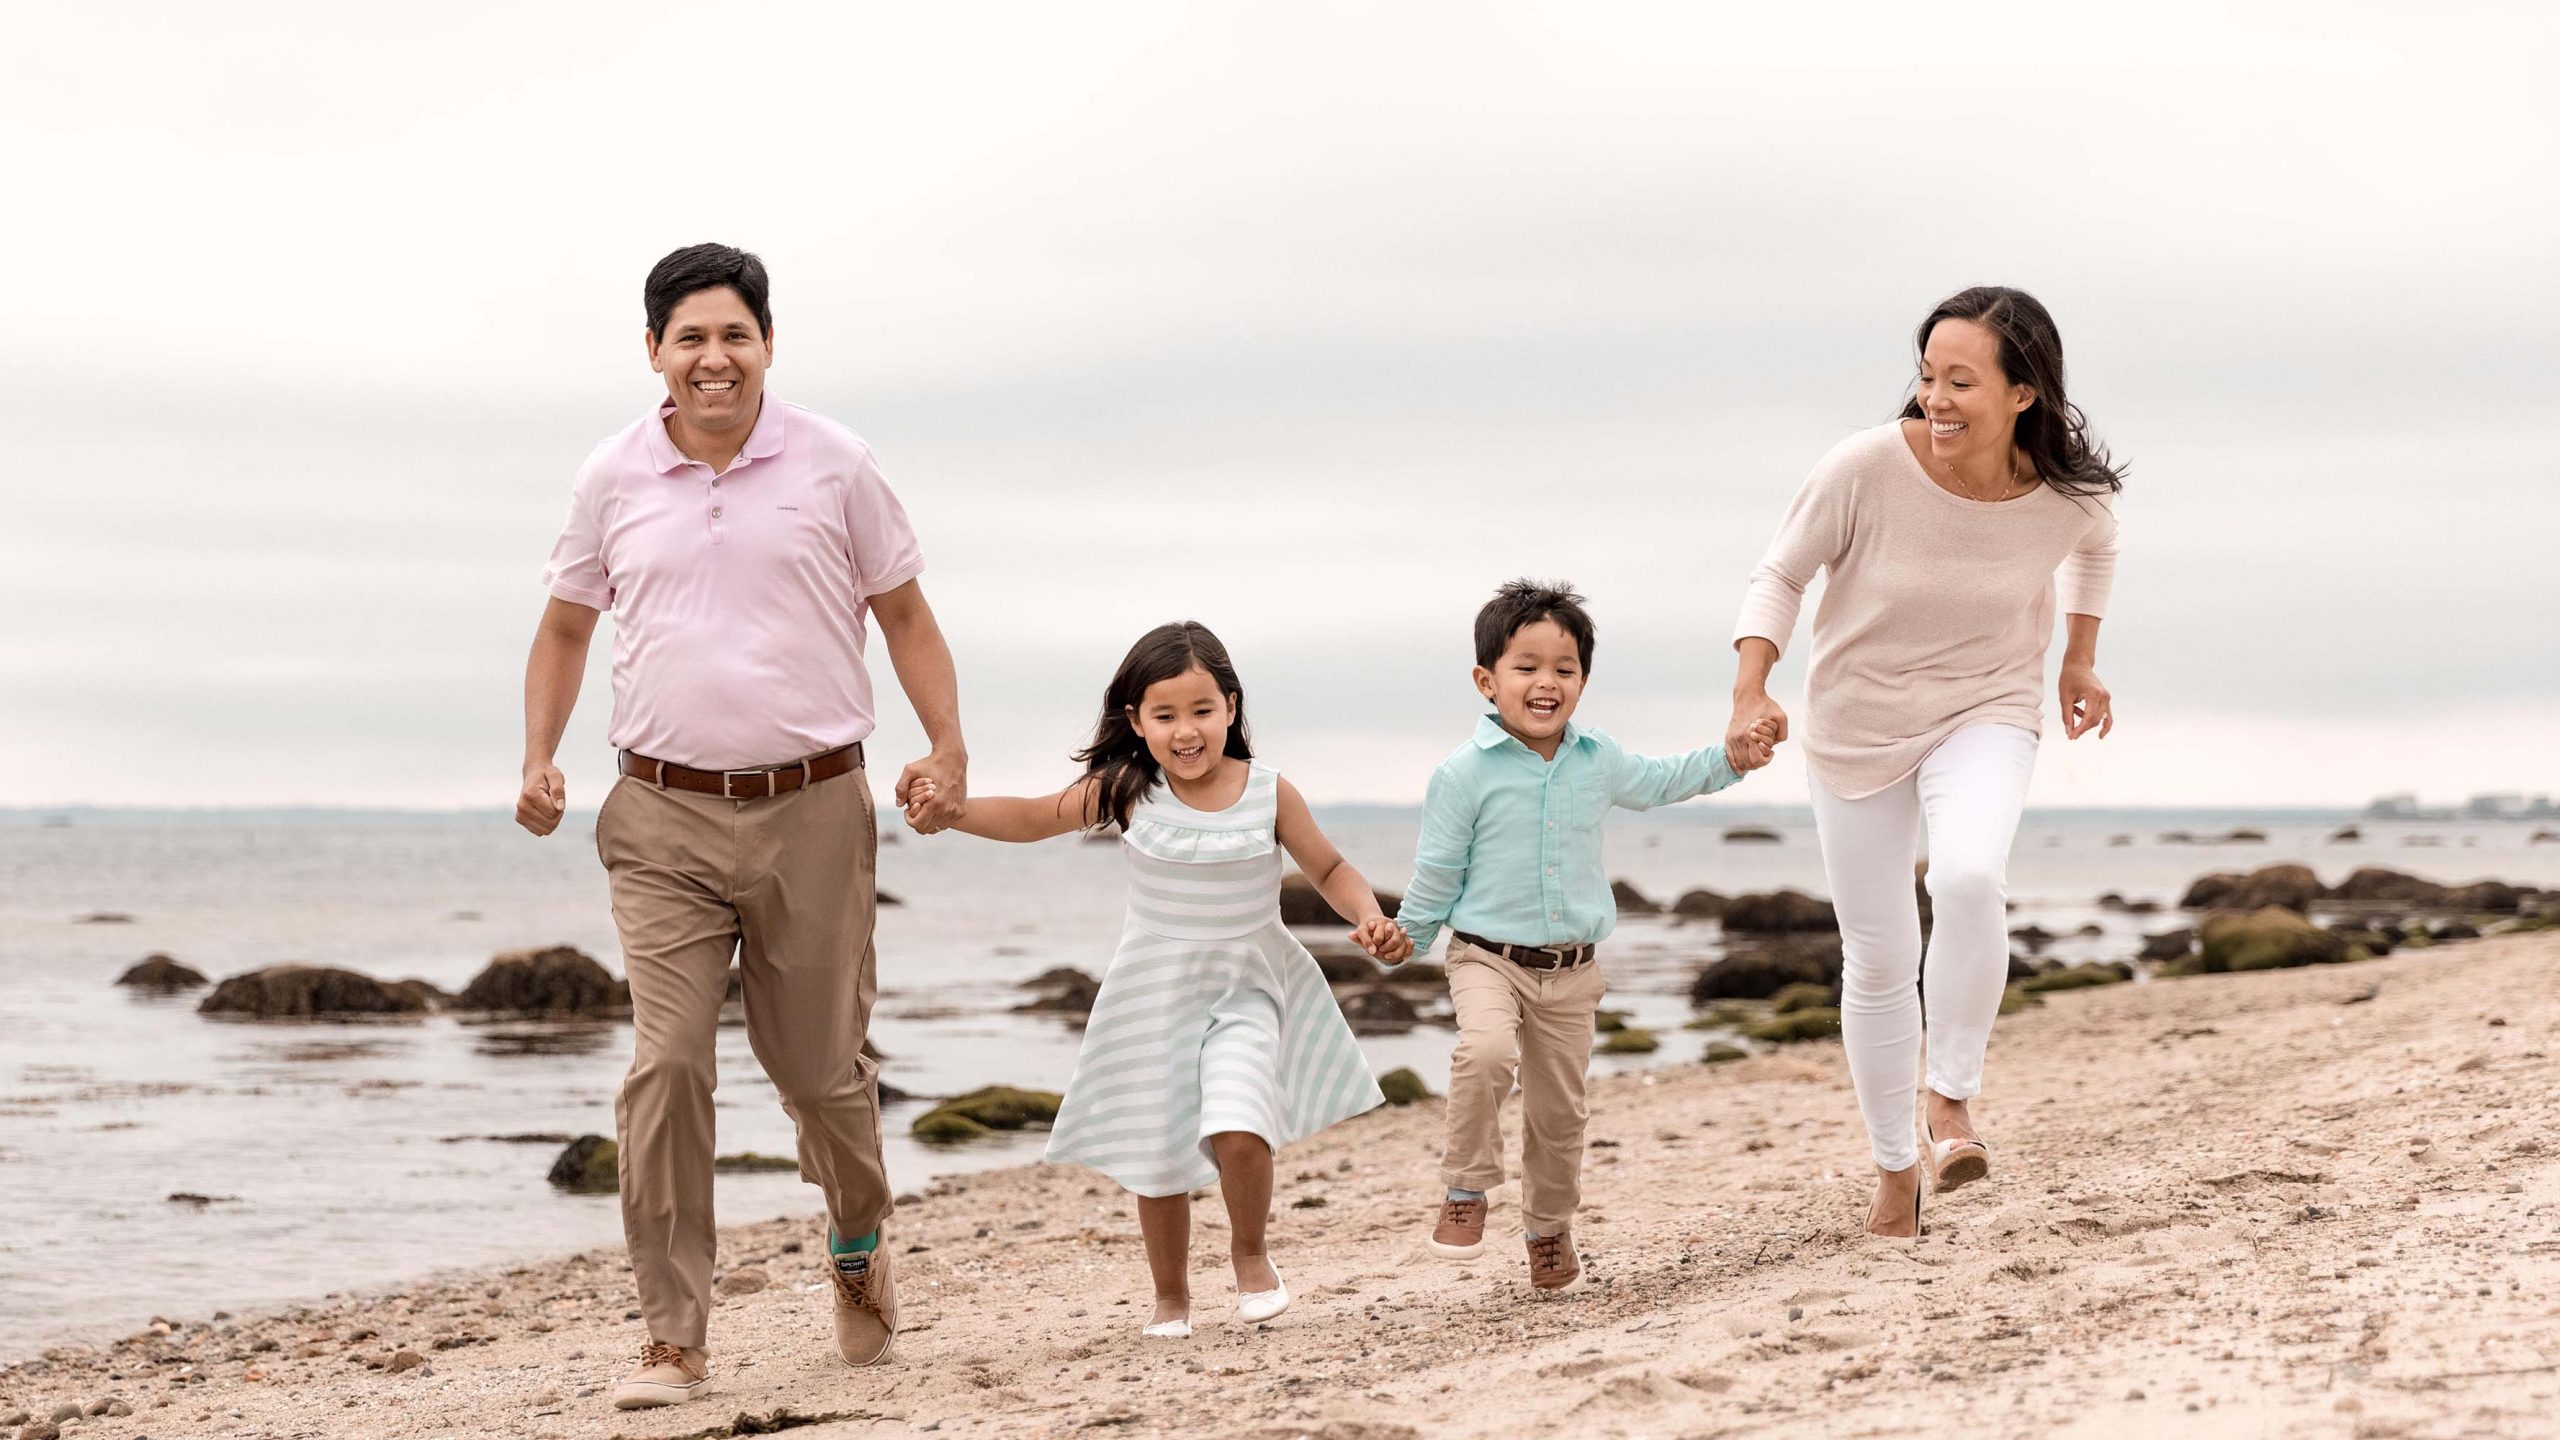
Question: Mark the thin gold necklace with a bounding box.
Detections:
[1944,453,2031,502]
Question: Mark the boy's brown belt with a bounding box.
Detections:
[617,742,865,798]
[1454,931,1597,971]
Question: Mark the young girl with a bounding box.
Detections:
[908,620,1410,1338]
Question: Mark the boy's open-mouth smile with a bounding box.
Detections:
[1524,697,1560,721]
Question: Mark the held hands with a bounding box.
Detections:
[1726,692,1789,772]
[897,752,968,833]
[2059,664,2114,739]
[515,763,566,837]
[1729,718,1781,772]
[1352,916,1413,966]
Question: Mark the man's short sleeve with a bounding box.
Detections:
[842,443,925,599]
[540,452,615,610]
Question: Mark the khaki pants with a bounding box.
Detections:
[1439,939,1606,1235]
[596,767,890,1348]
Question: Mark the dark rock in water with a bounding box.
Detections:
[1670,888,1727,919]
[2139,927,2198,962]
[2006,954,2038,982]
[1690,939,1841,1001]
[1377,1067,1433,1106]
[1339,987,1420,1035]
[2180,863,2321,913]
[441,1132,575,1145]
[1743,1008,1840,1043]
[1770,981,1836,1013]
[166,1191,238,1206]
[2217,829,2269,843]
[1013,968,1100,1015]
[547,1135,619,1194]
[2164,908,2353,976]
[2441,882,2523,913]
[2320,867,2521,913]
[1280,871,1402,927]
[2328,825,2363,843]
[199,965,435,1019]
[2325,925,2395,958]
[1610,879,1662,915]
[75,912,139,924]
[2096,892,2163,914]
[388,978,451,1010]
[2430,921,2481,942]
[2157,831,2199,845]
[1703,1041,1749,1064]
[1721,889,1838,934]
[1723,826,1783,844]
[1387,961,1447,989]
[116,954,209,991]
[911,1086,1062,1144]
[2019,962,2132,993]
[2008,924,2056,951]
[1594,1008,1629,1034]
[2532,830,2560,846]
[1305,941,1381,985]
[1598,1027,1660,1054]
[456,947,620,1016]
[712,1152,799,1173]
[2107,835,2134,847]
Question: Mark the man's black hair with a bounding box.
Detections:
[1474,579,1595,672]
[644,243,773,340]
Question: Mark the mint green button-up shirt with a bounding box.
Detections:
[1392,715,1744,955]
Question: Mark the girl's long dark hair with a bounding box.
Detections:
[1074,621,1254,830]
[1899,286,2125,497]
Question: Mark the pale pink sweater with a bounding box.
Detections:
[1733,423,2119,799]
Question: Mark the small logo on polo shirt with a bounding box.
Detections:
[777,505,800,511]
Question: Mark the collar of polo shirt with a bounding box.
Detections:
[644,391,791,475]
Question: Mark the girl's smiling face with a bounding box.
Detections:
[1127,665,1236,783]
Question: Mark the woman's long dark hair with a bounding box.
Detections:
[1074,621,1255,830]
[1899,286,2125,497]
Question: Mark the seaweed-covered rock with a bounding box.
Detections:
[2325,925,2396,957]
[1598,1027,1660,1054]
[1280,872,1402,926]
[2018,962,2132,993]
[1610,879,1662,915]
[1702,1042,1748,1064]
[1670,888,1727,919]
[2328,825,2362,843]
[547,1135,618,1193]
[2322,867,2448,906]
[456,947,621,1016]
[1688,939,1841,1002]
[1013,967,1101,1015]
[2097,892,2163,914]
[2166,908,2354,975]
[1377,1067,1434,1106]
[1742,1008,1841,1043]
[1724,826,1783,844]
[1593,1008,1630,1034]
[2138,927,2198,962]
[199,965,436,1019]
[1720,890,1838,934]
[1769,981,1835,1014]
[712,1152,798,1173]
[2430,920,2481,942]
[1339,987,1420,1035]
[115,954,208,991]
[2179,864,2321,913]
[2008,924,2056,951]
[1998,985,2043,1015]
[910,1086,1062,1144]
[2440,882,2523,914]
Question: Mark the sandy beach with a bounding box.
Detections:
[7,927,2554,1440]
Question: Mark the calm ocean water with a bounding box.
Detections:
[5,802,2553,1356]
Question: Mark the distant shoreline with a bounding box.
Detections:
[0,802,2397,826]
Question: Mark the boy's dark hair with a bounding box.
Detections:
[1474,579,1595,672]
[644,243,773,340]
[1074,621,1255,830]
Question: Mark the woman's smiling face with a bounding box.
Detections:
[1915,317,2036,468]
[1127,665,1235,782]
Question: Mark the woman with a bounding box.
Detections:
[1726,286,2121,1237]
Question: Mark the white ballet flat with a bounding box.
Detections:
[1236,1267,1290,1324]
[1923,1117,1991,1193]
[1141,1317,1192,1340]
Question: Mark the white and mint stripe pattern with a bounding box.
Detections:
[1043,763,1385,1197]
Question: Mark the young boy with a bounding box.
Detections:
[1393,580,1773,1291]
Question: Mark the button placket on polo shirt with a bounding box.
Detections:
[1539,751,1564,932]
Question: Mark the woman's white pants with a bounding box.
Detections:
[1808,723,2038,1171]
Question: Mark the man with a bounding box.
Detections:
[515,242,967,1411]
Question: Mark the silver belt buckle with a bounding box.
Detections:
[721,768,778,799]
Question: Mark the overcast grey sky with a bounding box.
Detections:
[5,2,2554,809]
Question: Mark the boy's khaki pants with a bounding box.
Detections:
[1439,938,1606,1236]
[596,769,892,1349]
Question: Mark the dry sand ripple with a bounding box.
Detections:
[6,933,2556,1439]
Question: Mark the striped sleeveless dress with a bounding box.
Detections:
[1043,761,1385,1196]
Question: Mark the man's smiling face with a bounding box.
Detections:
[647,286,772,437]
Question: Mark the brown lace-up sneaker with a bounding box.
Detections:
[610,1341,709,1410]
[1526,1227,1583,1294]
[1429,1196,1488,1259]
[828,1241,899,1366]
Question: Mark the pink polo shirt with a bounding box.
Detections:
[540,395,925,770]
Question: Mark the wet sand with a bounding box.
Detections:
[6,931,2555,1440]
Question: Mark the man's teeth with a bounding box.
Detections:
[696,380,735,391]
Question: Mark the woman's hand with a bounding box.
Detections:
[2059,664,2113,739]
[1352,917,1412,966]
[1727,693,1788,770]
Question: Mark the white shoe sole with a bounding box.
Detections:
[611,1377,709,1410]
[1237,1283,1290,1324]
[1141,1320,1193,1339]
[1427,1237,1488,1260]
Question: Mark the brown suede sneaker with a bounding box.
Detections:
[1526,1227,1583,1294]
[828,1241,898,1366]
[610,1341,709,1410]
[1428,1196,1487,1259]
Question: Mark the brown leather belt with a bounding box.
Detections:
[1454,931,1597,971]
[618,741,864,798]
